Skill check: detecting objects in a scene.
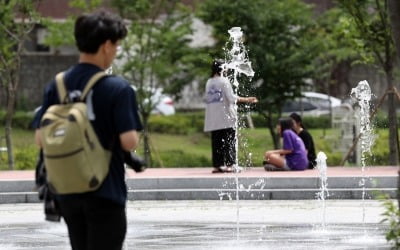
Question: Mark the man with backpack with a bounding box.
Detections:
[33,10,142,250]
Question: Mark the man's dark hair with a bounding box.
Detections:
[211,59,224,77]
[278,117,294,135]
[74,10,127,53]
[289,112,304,128]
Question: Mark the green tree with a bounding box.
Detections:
[338,0,399,166]
[0,0,39,169]
[112,0,209,165]
[313,8,368,97]
[198,0,319,148]
[41,0,102,50]
[388,0,400,62]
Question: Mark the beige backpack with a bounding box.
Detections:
[39,71,111,194]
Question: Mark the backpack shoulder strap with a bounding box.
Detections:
[55,72,68,104]
[80,71,107,101]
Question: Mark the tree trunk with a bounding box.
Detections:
[387,0,400,166]
[5,79,15,170]
[388,0,400,61]
[386,70,399,165]
[388,0,400,210]
[141,114,152,167]
[264,112,279,149]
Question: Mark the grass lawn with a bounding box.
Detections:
[0,126,392,170]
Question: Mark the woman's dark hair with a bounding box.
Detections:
[74,10,127,53]
[289,112,304,128]
[278,117,294,136]
[211,59,224,77]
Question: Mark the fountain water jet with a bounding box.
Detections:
[221,27,255,172]
[350,80,375,223]
[316,151,329,230]
[221,26,255,240]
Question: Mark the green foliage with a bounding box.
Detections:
[373,113,400,129]
[0,1,39,169]
[41,18,75,48]
[380,197,400,248]
[114,0,209,108]
[199,0,318,104]
[0,126,37,170]
[250,114,330,129]
[302,116,331,129]
[1,124,398,169]
[0,110,34,129]
[0,0,39,87]
[12,111,35,129]
[148,113,204,134]
[149,115,191,135]
[146,112,329,135]
[325,152,343,166]
[41,0,101,48]
[250,114,269,128]
[198,0,322,148]
[366,128,389,165]
[14,145,38,170]
[310,7,372,99]
[337,0,399,165]
[337,0,395,67]
[112,0,210,163]
[69,0,102,10]
[152,150,211,167]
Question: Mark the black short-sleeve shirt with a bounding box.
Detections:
[298,129,316,169]
[33,63,143,206]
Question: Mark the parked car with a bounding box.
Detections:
[151,89,175,116]
[131,86,175,116]
[282,92,342,116]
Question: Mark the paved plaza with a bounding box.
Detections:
[0,200,391,249]
[0,167,397,249]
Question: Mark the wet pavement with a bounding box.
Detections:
[0,200,391,249]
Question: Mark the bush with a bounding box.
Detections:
[152,150,211,167]
[381,197,400,248]
[372,113,400,129]
[325,152,342,166]
[0,110,35,129]
[14,146,39,170]
[148,112,204,134]
[149,112,332,134]
[249,114,331,129]
[302,116,331,129]
[12,111,35,129]
[149,115,190,134]
[250,114,269,128]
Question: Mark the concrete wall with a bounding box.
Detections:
[0,54,78,109]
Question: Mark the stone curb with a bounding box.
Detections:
[0,175,396,204]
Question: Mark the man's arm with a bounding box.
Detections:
[119,130,139,151]
[35,129,42,148]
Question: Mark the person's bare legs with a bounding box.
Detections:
[264,151,285,168]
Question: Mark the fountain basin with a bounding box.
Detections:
[0,200,390,249]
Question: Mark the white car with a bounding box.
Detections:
[131,86,175,116]
[151,89,175,116]
[282,92,342,116]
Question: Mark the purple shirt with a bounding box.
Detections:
[282,130,308,170]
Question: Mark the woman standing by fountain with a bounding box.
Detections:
[204,59,258,173]
[264,118,308,171]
